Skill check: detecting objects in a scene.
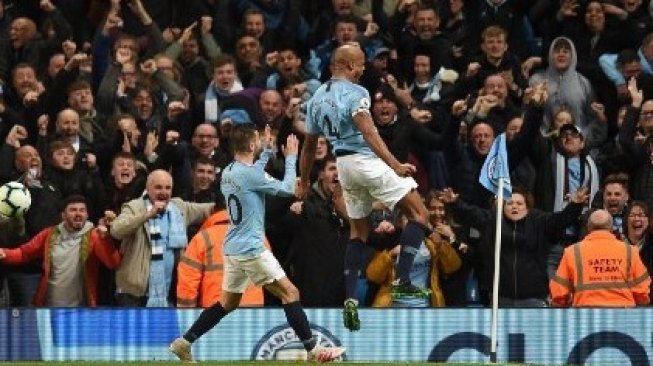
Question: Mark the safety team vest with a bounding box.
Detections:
[550,231,651,307]
[177,211,264,307]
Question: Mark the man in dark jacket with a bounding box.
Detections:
[394,5,453,82]
[0,140,61,306]
[283,157,348,307]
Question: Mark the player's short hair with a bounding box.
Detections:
[230,124,258,154]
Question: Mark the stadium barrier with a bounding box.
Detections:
[0,307,650,364]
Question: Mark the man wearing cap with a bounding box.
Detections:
[537,123,600,214]
[218,108,253,140]
[522,121,601,276]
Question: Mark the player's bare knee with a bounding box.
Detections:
[403,205,427,223]
[413,206,429,225]
[281,283,301,303]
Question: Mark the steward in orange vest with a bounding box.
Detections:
[550,210,651,307]
[176,210,264,307]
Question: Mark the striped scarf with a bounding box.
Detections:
[144,197,187,307]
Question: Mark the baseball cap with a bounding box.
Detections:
[371,47,390,60]
[372,84,400,106]
[220,109,252,126]
[558,123,583,138]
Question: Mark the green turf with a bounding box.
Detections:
[0,362,500,366]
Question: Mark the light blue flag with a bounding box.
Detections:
[479,132,512,199]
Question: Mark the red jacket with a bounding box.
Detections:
[2,226,121,307]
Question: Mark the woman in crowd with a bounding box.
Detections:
[624,201,652,276]
[366,191,462,307]
[438,186,588,307]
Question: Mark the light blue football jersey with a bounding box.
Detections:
[220,150,297,256]
[305,78,375,156]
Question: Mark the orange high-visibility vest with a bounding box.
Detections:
[550,230,651,307]
[177,210,265,307]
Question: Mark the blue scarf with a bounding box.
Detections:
[204,81,244,123]
[410,67,447,104]
[144,197,187,307]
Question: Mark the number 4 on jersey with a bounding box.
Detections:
[323,115,340,139]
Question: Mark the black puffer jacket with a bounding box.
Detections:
[449,199,583,301]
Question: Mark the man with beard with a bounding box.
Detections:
[0,195,120,307]
[299,44,433,331]
[170,125,345,363]
[110,170,214,307]
[3,64,47,145]
[585,173,631,239]
[285,157,348,307]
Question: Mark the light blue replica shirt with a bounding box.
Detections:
[305,78,375,156]
[221,149,297,256]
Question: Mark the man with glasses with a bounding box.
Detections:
[190,123,230,171]
[638,100,653,136]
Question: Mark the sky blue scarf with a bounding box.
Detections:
[144,198,187,307]
[204,81,244,123]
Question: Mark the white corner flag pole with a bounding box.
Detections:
[490,178,504,364]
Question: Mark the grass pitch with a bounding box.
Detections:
[0,363,499,366]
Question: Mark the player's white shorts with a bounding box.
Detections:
[336,153,418,219]
[223,250,286,293]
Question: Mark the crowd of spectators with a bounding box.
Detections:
[0,0,652,308]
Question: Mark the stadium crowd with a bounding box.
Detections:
[0,0,652,309]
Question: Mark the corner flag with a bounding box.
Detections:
[479,133,512,199]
